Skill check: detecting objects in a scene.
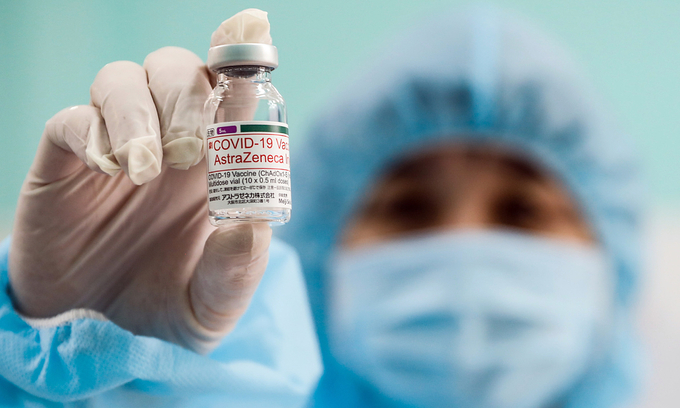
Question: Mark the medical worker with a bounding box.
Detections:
[0,11,321,407]
[281,7,643,407]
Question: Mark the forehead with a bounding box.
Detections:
[381,143,551,187]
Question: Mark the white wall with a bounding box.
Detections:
[635,208,680,406]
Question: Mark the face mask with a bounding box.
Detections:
[327,230,614,407]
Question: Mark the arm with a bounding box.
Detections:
[0,236,321,407]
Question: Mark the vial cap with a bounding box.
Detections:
[207,43,278,71]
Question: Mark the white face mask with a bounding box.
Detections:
[327,230,614,407]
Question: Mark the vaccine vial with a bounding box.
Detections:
[204,43,291,226]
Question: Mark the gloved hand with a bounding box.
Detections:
[8,44,271,354]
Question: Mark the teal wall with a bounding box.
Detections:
[1,0,679,226]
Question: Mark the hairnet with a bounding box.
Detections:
[280,6,643,407]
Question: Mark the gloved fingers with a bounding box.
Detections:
[34,105,119,183]
[210,8,273,47]
[220,80,260,122]
[186,223,272,352]
[90,61,163,185]
[143,47,212,170]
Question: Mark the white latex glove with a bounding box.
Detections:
[9,15,273,354]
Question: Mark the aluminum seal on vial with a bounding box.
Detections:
[207,43,279,71]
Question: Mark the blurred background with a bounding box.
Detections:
[0,0,678,406]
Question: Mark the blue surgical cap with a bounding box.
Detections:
[280,7,643,407]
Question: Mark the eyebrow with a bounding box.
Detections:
[383,144,549,184]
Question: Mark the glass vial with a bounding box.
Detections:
[204,44,291,226]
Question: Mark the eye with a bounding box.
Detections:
[492,193,544,231]
[388,194,435,217]
[372,190,442,231]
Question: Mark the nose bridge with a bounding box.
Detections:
[442,167,496,231]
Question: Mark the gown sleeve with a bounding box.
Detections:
[0,236,322,407]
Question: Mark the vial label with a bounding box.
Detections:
[206,121,291,211]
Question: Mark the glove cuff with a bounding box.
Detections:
[18,307,108,329]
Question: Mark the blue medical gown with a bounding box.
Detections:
[0,237,322,407]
